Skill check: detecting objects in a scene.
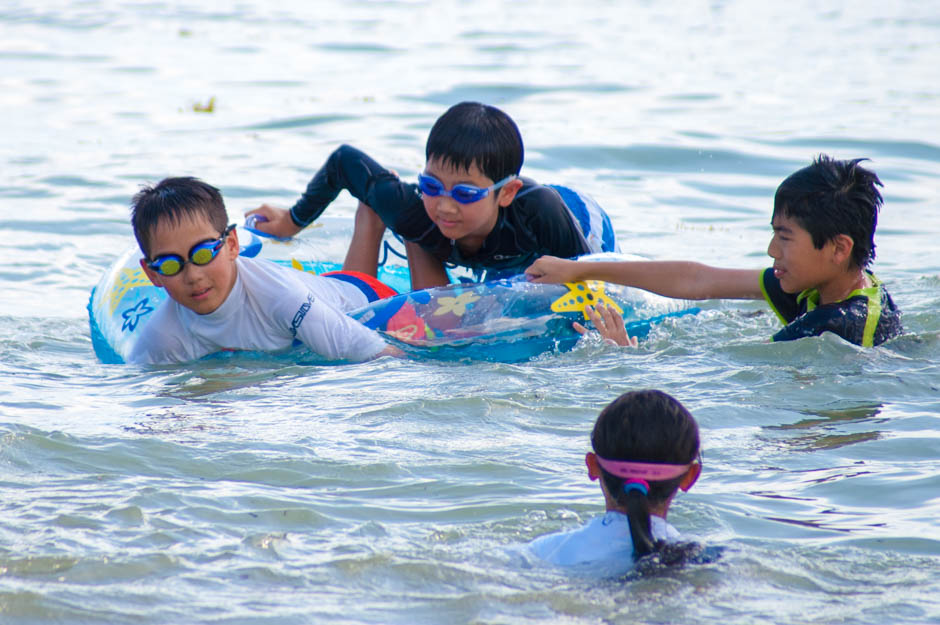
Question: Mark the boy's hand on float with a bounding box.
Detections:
[378,344,405,359]
[574,303,638,348]
[245,204,303,238]
[524,256,582,284]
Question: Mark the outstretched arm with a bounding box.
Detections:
[525,256,764,300]
[247,145,405,238]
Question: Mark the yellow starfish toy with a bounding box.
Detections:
[550,281,623,320]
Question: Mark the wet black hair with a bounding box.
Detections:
[131,177,228,258]
[772,154,884,269]
[591,390,701,565]
[425,101,524,183]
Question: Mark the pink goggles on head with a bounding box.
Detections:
[595,456,694,481]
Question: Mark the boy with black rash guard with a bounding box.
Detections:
[527,155,902,347]
[247,101,619,290]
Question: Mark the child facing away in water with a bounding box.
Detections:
[528,389,703,575]
[526,155,902,347]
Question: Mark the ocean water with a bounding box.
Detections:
[1,1,939,624]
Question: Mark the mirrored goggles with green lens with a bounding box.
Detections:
[147,224,235,277]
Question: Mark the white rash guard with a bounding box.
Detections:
[128,257,387,365]
[528,510,680,575]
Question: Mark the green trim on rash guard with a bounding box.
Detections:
[792,278,885,347]
[760,269,789,326]
[859,280,883,348]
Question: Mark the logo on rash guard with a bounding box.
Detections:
[291,294,315,338]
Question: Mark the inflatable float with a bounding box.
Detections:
[348,274,698,362]
[88,223,699,364]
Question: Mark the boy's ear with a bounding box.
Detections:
[140,257,164,288]
[226,227,240,257]
[830,233,854,266]
[496,177,524,207]
[585,452,601,481]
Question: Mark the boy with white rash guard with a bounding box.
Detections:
[128,176,399,365]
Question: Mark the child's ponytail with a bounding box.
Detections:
[622,480,657,558]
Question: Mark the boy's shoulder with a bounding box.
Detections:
[509,178,569,215]
[234,257,330,315]
[234,256,369,313]
[500,179,586,243]
[235,256,306,292]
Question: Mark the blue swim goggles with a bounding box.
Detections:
[417,173,517,204]
[147,224,236,276]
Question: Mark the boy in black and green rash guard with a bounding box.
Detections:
[526,155,902,348]
[246,102,619,290]
[759,267,899,346]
